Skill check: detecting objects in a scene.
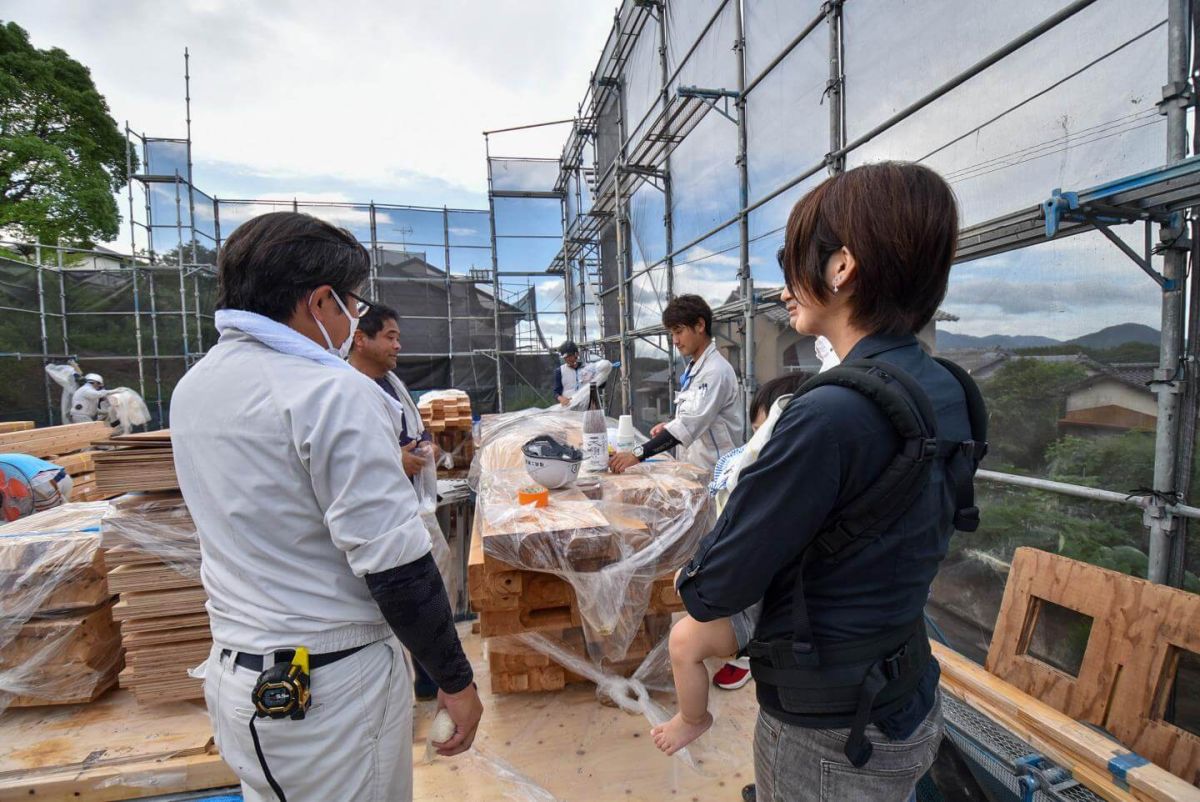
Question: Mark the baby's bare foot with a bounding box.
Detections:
[650,711,714,756]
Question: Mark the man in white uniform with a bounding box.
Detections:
[69,373,109,423]
[554,340,581,405]
[610,294,743,474]
[171,212,482,802]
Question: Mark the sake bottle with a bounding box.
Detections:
[582,382,608,472]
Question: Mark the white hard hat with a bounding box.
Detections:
[522,435,583,489]
[84,373,104,386]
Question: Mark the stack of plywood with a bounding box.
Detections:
[0,503,123,708]
[93,431,178,497]
[0,421,110,459]
[0,421,112,502]
[102,491,208,705]
[418,390,474,471]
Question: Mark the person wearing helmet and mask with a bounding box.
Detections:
[69,373,110,424]
[170,212,482,802]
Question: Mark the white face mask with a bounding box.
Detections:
[309,290,359,359]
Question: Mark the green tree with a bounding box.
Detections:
[0,21,133,246]
[981,359,1088,469]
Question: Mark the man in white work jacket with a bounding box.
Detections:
[610,294,743,474]
[171,212,482,802]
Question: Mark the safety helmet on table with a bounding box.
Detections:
[522,435,583,489]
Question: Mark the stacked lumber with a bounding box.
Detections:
[486,615,672,694]
[0,421,114,502]
[101,492,208,704]
[418,390,474,470]
[0,503,123,709]
[93,431,177,496]
[985,547,1200,786]
[0,421,110,458]
[470,447,709,692]
[936,641,1200,802]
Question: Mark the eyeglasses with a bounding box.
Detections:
[347,291,373,317]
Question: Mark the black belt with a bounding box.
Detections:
[221,643,369,673]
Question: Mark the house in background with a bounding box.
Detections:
[1059,363,1157,436]
[375,251,523,354]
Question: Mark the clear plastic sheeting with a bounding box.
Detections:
[0,502,119,714]
[470,408,714,661]
[101,492,200,578]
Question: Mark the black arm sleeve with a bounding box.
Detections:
[365,553,474,693]
[553,368,563,397]
[638,428,681,460]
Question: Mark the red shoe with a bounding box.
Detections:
[712,661,751,690]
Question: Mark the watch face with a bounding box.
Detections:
[633,446,644,458]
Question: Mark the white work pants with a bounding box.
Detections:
[204,637,413,802]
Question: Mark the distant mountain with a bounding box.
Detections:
[937,332,1061,350]
[1066,323,1160,350]
[939,323,1161,352]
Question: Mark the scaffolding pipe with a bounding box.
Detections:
[444,206,455,387]
[126,123,147,401]
[978,470,1200,522]
[147,270,165,425]
[34,246,52,423]
[185,49,198,274]
[485,134,504,411]
[1148,0,1192,585]
[369,202,380,302]
[735,0,754,435]
[827,1,845,174]
[174,173,191,365]
[660,0,678,410]
[57,249,68,362]
[613,12,633,414]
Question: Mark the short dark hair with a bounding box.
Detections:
[358,302,399,338]
[662,294,713,337]
[217,211,371,322]
[558,340,578,356]
[780,162,958,335]
[750,372,810,421]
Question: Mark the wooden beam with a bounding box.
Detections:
[936,641,1200,802]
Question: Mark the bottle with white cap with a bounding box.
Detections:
[615,414,637,452]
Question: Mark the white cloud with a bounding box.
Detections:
[10,0,615,205]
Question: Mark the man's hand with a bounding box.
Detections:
[650,422,667,437]
[557,395,570,406]
[609,451,639,474]
[433,683,484,756]
[401,441,428,477]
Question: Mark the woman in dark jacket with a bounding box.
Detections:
[676,161,973,801]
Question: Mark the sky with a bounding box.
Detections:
[6,0,614,208]
[4,0,1179,345]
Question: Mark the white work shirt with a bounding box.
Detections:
[171,329,431,654]
[559,364,580,397]
[70,384,107,422]
[664,342,744,474]
[379,372,424,442]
